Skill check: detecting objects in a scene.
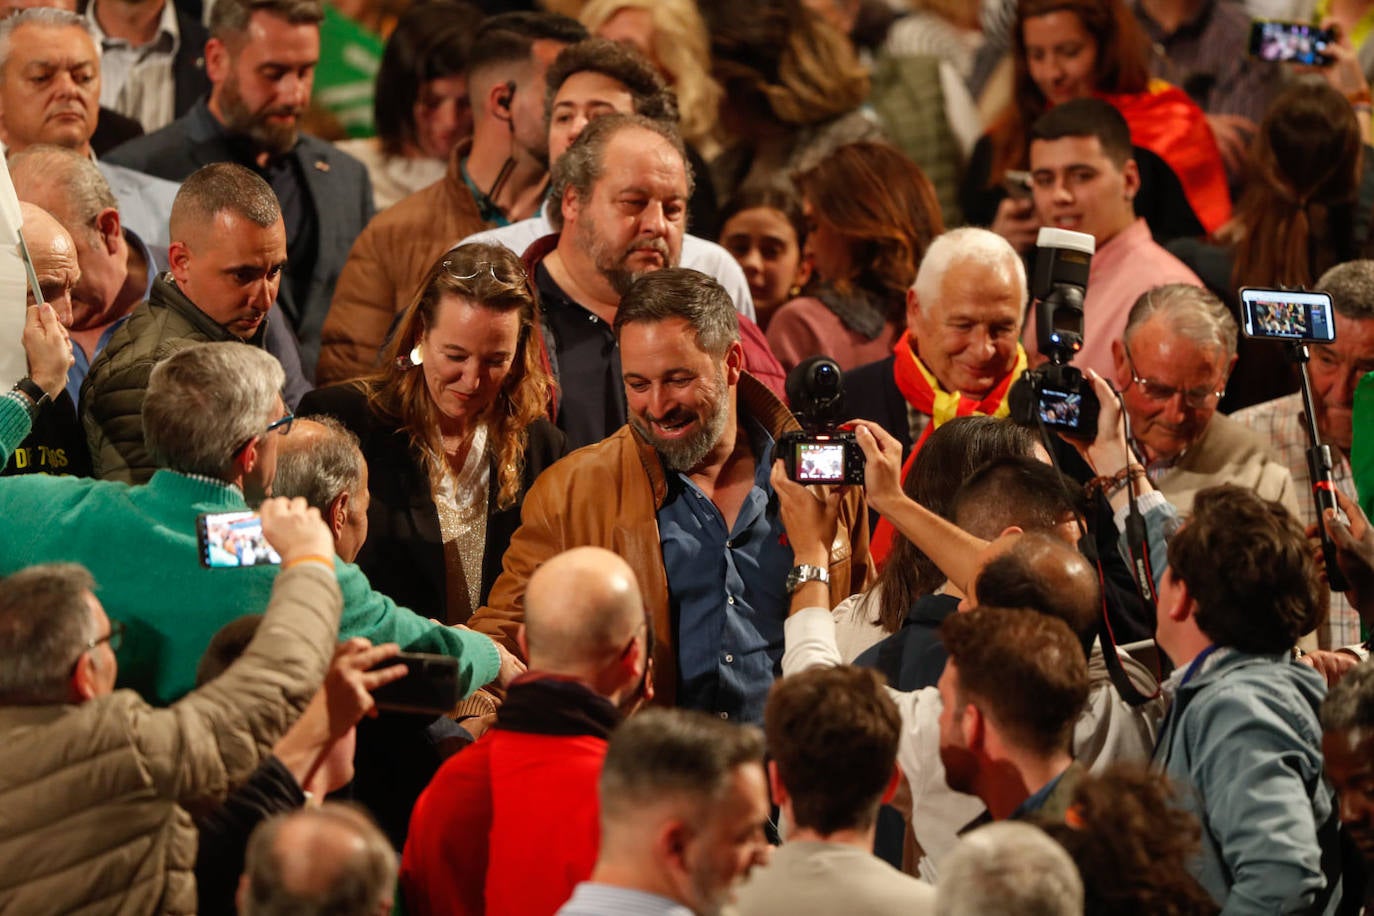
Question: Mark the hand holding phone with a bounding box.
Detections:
[259,497,335,565]
[1249,20,1335,66]
[368,651,462,716]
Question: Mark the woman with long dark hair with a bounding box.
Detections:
[1170,81,1363,409]
[336,1,483,210]
[766,141,945,373]
[964,0,1226,250]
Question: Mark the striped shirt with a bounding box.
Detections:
[556,884,694,916]
[1231,393,1360,648]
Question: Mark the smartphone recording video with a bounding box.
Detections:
[1239,288,1336,343]
[1249,20,1335,66]
[197,511,281,568]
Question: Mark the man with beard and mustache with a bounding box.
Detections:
[401,547,654,916]
[526,111,782,450]
[935,608,1088,825]
[468,267,869,725]
[104,0,374,380]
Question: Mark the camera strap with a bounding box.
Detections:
[1034,419,1160,708]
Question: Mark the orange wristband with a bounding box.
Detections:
[281,554,334,571]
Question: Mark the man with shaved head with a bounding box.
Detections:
[5,202,88,477]
[401,546,651,916]
[11,145,311,416]
[81,161,310,483]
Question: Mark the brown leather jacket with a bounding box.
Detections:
[468,374,872,706]
[316,142,488,385]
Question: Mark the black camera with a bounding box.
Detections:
[1009,228,1101,440]
[778,357,864,486]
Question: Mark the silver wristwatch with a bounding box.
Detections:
[785,563,831,594]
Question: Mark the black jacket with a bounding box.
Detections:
[298,383,567,623]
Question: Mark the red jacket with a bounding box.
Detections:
[400,679,610,916]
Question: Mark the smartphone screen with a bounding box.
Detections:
[1248,20,1335,66]
[1239,288,1337,343]
[197,510,281,568]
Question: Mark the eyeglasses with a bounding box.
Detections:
[88,619,125,654]
[1123,344,1226,409]
[442,258,500,284]
[233,412,295,458]
[265,413,295,437]
[70,619,124,674]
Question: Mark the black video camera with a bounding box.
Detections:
[779,357,864,486]
[1009,227,1101,440]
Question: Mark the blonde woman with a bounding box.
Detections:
[298,243,566,624]
[578,0,724,157]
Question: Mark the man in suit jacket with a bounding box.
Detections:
[104,0,374,379]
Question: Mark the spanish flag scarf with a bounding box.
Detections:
[869,331,1028,565]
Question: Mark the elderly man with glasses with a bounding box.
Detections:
[1110,283,1299,517]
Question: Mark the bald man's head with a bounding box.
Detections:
[240,803,396,916]
[969,532,1101,654]
[20,200,78,325]
[524,546,646,684]
[13,145,130,329]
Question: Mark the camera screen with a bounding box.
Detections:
[795,442,847,483]
[200,511,281,568]
[1251,21,1332,65]
[1240,290,1336,342]
[1038,388,1083,429]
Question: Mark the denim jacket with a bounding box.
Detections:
[1154,648,1341,914]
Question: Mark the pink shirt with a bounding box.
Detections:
[1026,218,1203,376]
[766,296,900,374]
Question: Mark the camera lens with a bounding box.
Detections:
[810,362,840,397]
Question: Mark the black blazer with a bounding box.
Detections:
[298,383,567,624]
[842,353,912,459]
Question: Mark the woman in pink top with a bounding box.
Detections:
[766,141,945,373]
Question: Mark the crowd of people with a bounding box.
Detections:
[4,0,1374,913]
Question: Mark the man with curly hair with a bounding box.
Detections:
[1152,484,1340,914]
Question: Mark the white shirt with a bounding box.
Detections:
[87,0,182,133]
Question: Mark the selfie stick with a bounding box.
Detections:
[1289,342,1349,592]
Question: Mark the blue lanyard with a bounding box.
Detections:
[1179,644,1220,688]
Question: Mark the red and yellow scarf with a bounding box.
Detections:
[869,331,1027,565]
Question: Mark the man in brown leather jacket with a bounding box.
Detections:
[469,268,871,724]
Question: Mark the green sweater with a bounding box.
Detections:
[0,395,500,705]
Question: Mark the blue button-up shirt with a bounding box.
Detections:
[659,417,793,724]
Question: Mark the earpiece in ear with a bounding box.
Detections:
[409,344,424,367]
